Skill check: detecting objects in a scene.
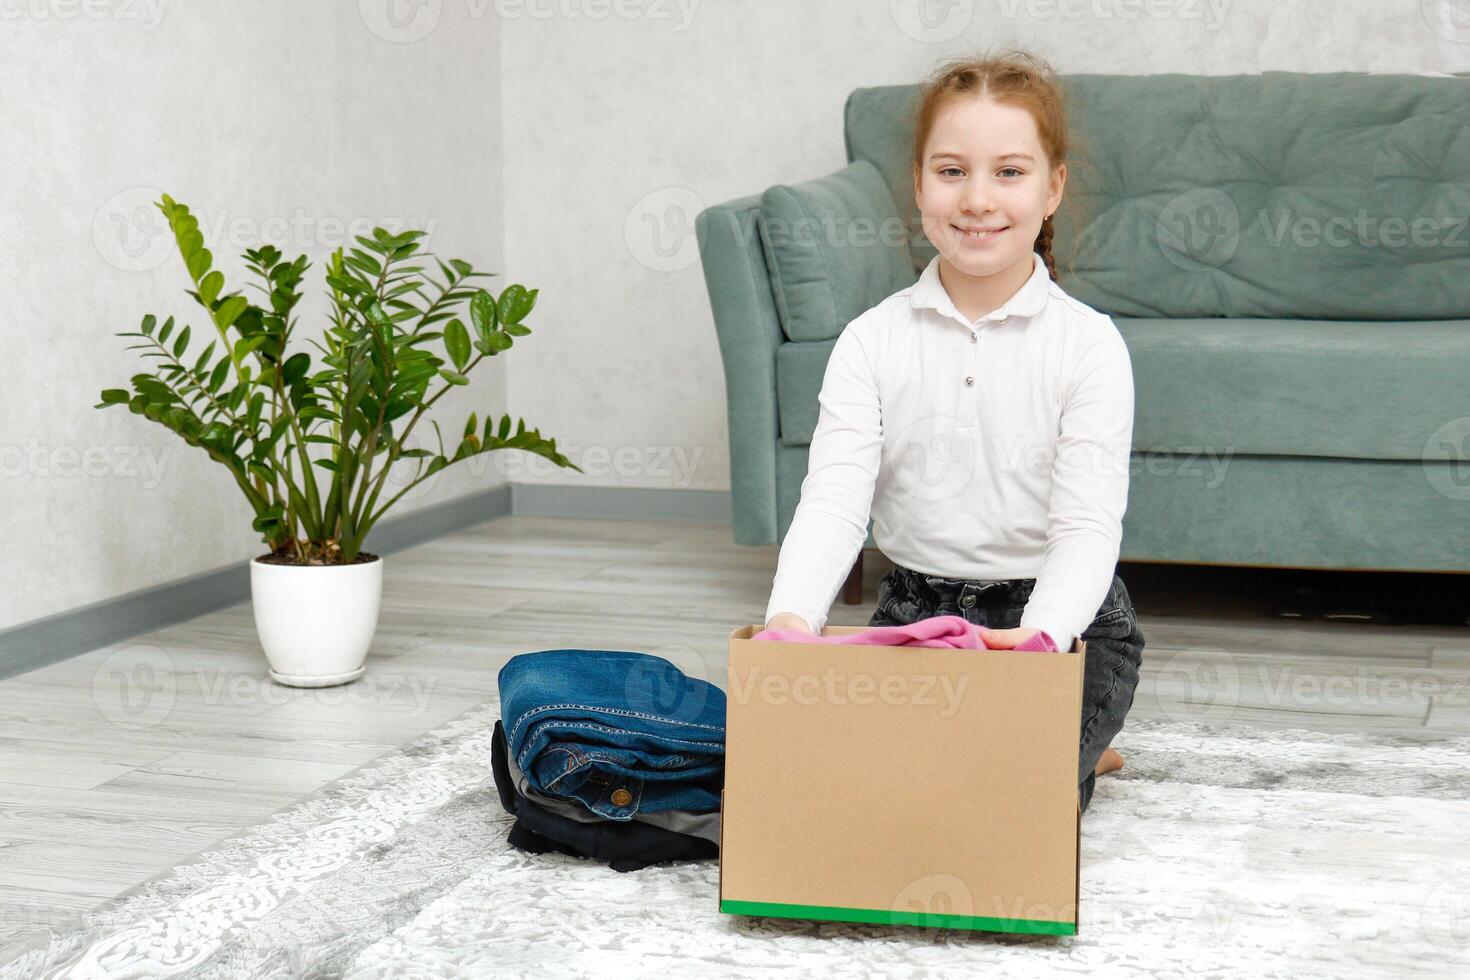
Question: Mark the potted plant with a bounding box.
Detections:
[97,195,580,687]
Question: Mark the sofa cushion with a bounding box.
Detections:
[776,319,1470,461]
[845,72,1470,320]
[1119,317,1470,461]
[759,160,916,342]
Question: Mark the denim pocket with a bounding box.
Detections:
[871,568,926,627]
[1081,575,1138,643]
[1083,605,1134,643]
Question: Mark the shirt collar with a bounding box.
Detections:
[908,250,1051,326]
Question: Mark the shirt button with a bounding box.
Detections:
[969,333,977,343]
[965,376,974,387]
[611,788,632,806]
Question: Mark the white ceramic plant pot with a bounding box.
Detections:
[250,555,383,687]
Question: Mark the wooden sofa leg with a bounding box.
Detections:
[842,549,864,605]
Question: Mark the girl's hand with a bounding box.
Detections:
[764,612,814,634]
[979,626,1044,649]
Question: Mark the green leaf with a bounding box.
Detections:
[384,281,423,300]
[234,335,266,361]
[383,389,421,422]
[438,369,468,386]
[173,324,191,358]
[417,311,458,330]
[216,296,248,328]
[246,391,266,429]
[398,331,443,349]
[464,412,478,439]
[296,405,339,426]
[198,421,231,446]
[281,352,310,386]
[496,284,536,325]
[345,248,383,276]
[186,247,212,282]
[392,362,439,386]
[444,318,471,372]
[456,433,480,459]
[207,357,231,393]
[199,271,224,306]
[503,323,531,337]
[141,314,157,336]
[469,290,497,341]
[228,380,250,412]
[252,417,291,461]
[97,388,131,406]
[365,300,392,328]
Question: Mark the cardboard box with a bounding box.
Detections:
[719,624,1086,936]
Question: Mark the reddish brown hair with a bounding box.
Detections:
[909,48,1087,283]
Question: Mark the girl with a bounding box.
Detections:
[763,50,1145,814]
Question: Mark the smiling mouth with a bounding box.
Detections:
[954,224,1007,241]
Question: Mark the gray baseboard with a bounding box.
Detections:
[511,482,732,522]
[0,482,728,681]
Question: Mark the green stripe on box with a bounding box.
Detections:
[720,899,1076,936]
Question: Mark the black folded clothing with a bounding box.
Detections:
[490,720,717,873]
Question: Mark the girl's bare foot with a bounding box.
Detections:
[1093,747,1125,777]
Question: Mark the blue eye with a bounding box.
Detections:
[939,166,964,178]
[999,167,1023,178]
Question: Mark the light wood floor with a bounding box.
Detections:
[1,514,1467,939]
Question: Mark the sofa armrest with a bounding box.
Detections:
[696,194,786,545]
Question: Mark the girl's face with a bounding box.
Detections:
[913,95,1065,278]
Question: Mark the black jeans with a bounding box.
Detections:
[869,562,1145,814]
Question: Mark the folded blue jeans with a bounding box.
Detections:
[498,648,726,820]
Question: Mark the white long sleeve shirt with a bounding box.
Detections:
[764,250,1135,651]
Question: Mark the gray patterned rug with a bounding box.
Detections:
[3,699,1468,979]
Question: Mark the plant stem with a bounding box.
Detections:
[358,350,485,527]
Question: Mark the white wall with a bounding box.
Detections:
[2,0,1458,630]
[0,1,506,629]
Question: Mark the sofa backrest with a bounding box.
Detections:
[845,72,1470,320]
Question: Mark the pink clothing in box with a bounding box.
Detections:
[753,615,1058,651]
